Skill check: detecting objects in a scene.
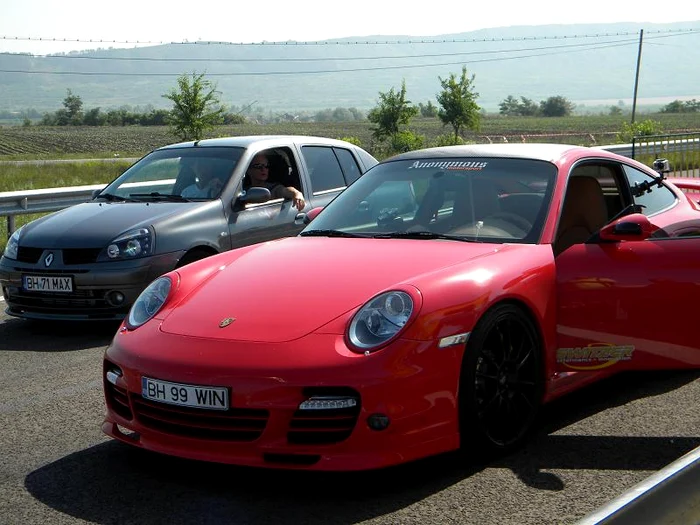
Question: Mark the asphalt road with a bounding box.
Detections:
[1,305,699,525]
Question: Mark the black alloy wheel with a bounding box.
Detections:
[459,303,544,456]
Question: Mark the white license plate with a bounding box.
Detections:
[141,377,229,410]
[22,274,73,293]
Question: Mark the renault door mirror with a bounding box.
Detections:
[237,187,271,205]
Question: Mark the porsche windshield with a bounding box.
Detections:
[303,157,556,243]
[100,147,244,201]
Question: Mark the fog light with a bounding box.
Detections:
[106,290,126,306]
[299,396,358,410]
[116,424,139,440]
[367,413,390,431]
[106,368,122,385]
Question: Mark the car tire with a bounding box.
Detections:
[457,302,544,459]
[176,249,216,268]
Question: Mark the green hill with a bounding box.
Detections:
[1,21,699,115]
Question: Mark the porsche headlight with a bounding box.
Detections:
[99,227,153,261]
[126,276,172,329]
[348,291,414,352]
[3,226,23,260]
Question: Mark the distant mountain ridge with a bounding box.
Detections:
[1,21,699,115]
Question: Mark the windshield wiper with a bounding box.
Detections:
[373,231,478,242]
[95,193,129,202]
[129,192,190,202]
[299,229,367,238]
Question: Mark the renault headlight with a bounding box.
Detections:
[99,227,153,261]
[126,276,173,329]
[348,291,414,352]
[3,226,24,260]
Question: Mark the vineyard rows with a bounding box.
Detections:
[1,113,699,158]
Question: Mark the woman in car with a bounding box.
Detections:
[245,154,305,210]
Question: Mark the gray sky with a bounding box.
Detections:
[1,0,699,54]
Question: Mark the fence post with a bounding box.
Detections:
[7,215,14,239]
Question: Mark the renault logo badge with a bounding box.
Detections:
[219,317,236,328]
[44,252,54,267]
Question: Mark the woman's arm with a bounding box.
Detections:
[271,184,305,210]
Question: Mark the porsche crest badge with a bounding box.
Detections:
[219,317,236,328]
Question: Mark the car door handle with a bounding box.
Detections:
[294,212,308,225]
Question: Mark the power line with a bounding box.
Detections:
[0,39,648,77]
[0,31,693,79]
[0,35,647,62]
[0,27,697,49]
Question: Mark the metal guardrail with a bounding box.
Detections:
[576,444,700,524]
[631,133,700,178]
[0,183,106,237]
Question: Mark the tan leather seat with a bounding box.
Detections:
[553,176,608,255]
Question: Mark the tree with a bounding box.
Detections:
[62,89,83,125]
[518,97,540,116]
[660,99,700,113]
[499,95,521,116]
[162,72,224,141]
[436,67,481,141]
[419,101,438,118]
[83,107,105,126]
[540,95,574,117]
[498,95,540,117]
[367,80,418,141]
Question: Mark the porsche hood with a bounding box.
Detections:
[159,237,508,342]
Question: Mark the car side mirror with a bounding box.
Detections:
[237,187,271,205]
[599,213,654,242]
[294,206,323,225]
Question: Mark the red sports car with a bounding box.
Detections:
[102,143,700,471]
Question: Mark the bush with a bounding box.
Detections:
[616,119,663,143]
[223,113,246,125]
[338,136,363,148]
[388,130,424,154]
[432,134,468,147]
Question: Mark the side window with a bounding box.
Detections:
[243,147,304,202]
[334,147,362,185]
[623,165,677,216]
[570,163,624,220]
[301,146,346,193]
[266,147,303,193]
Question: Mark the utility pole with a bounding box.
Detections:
[631,29,644,123]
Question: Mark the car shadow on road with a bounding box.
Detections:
[501,369,700,490]
[24,371,700,524]
[24,441,485,525]
[0,318,119,352]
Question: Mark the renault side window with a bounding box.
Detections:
[301,146,346,193]
[334,147,362,185]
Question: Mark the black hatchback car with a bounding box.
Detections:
[0,135,377,320]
